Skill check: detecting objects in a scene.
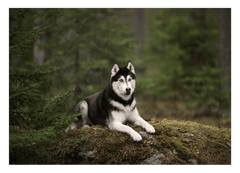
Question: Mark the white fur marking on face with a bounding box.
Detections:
[112,75,136,101]
[126,75,136,90]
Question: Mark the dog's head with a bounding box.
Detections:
[111,61,136,101]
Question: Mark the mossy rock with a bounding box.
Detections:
[10,119,231,164]
[63,119,230,164]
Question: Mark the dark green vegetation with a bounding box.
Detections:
[10,119,231,164]
[9,9,80,164]
[137,97,231,128]
[139,9,230,108]
[9,8,135,164]
[9,8,231,164]
[30,8,135,112]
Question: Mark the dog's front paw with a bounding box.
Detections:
[65,123,77,132]
[82,125,90,128]
[65,127,70,132]
[131,132,142,142]
[146,125,155,134]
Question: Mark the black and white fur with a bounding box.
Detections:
[65,61,155,141]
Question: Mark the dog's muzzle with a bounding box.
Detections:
[126,88,131,95]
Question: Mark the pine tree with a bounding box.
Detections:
[9,9,79,163]
[9,8,136,164]
[33,9,136,113]
[143,9,229,108]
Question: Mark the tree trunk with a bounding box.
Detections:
[133,8,146,59]
[33,9,46,65]
[74,19,81,104]
[219,8,231,109]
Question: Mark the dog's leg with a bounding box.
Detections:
[79,101,89,127]
[108,121,142,142]
[133,117,155,133]
[65,100,89,132]
[130,109,155,134]
[65,120,82,132]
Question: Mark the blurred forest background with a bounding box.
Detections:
[9,8,231,144]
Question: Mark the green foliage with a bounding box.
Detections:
[9,9,79,163]
[9,66,59,129]
[142,9,229,107]
[9,131,89,164]
[9,9,49,64]
[9,8,136,164]
[33,8,136,113]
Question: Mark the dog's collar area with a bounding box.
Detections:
[109,99,136,113]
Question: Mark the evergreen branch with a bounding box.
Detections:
[10,109,43,114]
[9,23,22,42]
[10,126,54,133]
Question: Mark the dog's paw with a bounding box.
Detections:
[146,125,155,134]
[132,132,142,142]
[65,123,77,132]
[65,127,70,132]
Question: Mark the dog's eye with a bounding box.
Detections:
[128,78,132,82]
[119,79,124,82]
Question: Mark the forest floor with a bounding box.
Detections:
[136,96,231,129]
[9,96,231,164]
[10,119,231,164]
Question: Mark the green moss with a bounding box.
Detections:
[155,135,164,141]
[79,127,88,133]
[150,119,231,164]
[17,118,230,164]
[182,138,190,143]
[171,138,187,153]
[213,142,229,152]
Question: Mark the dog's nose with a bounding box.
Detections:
[126,88,131,95]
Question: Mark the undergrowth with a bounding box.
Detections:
[10,119,231,164]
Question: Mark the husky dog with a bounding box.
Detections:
[66,61,155,141]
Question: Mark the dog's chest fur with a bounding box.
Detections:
[110,99,137,124]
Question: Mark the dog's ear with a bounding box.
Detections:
[126,61,135,75]
[111,63,120,77]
